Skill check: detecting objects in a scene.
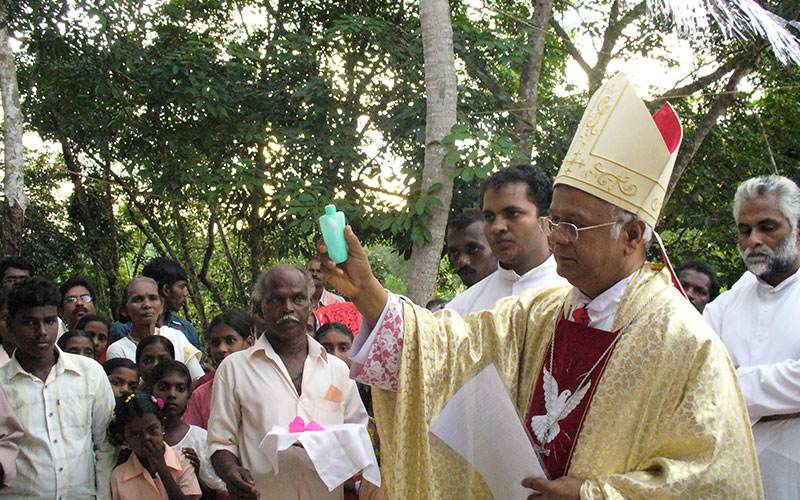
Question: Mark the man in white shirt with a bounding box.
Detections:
[208,265,368,500]
[704,174,800,499]
[445,209,496,288]
[446,165,566,314]
[0,277,115,499]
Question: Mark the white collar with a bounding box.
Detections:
[570,272,635,319]
[496,254,557,284]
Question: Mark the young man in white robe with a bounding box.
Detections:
[445,165,567,315]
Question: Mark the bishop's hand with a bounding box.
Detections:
[317,225,388,326]
[522,476,583,500]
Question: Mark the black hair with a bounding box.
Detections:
[108,391,165,446]
[479,164,554,216]
[315,321,354,342]
[425,298,449,310]
[135,336,175,365]
[447,209,484,235]
[675,259,721,301]
[142,257,188,293]
[120,276,160,314]
[0,292,6,312]
[0,256,33,279]
[6,276,61,321]
[146,359,192,397]
[208,309,255,342]
[57,329,94,354]
[59,277,96,308]
[75,314,111,331]
[103,357,138,376]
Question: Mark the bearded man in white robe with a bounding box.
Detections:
[704,174,800,500]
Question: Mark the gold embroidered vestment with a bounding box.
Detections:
[372,264,763,499]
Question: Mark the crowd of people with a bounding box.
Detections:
[0,73,798,500]
[0,254,375,500]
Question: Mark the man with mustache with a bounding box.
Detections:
[208,265,368,500]
[445,209,497,289]
[59,277,96,329]
[446,165,566,314]
[704,175,800,499]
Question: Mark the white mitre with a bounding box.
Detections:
[554,73,683,228]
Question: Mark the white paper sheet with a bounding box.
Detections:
[430,363,546,500]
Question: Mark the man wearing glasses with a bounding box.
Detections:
[59,277,96,329]
[320,74,762,499]
[0,257,33,294]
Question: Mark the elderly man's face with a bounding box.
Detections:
[261,268,312,341]
[62,285,96,328]
[737,193,799,283]
[547,185,632,298]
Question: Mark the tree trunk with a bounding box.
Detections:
[247,142,270,286]
[406,0,458,306]
[515,0,555,158]
[212,210,244,300]
[198,214,228,311]
[170,199,208,331]
[53,118,121,315]
[100,154,121,314]
[0,8,27,257]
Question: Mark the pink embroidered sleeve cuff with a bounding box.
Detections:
[349,291,404,391]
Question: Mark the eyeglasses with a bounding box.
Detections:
[64,294,93,305]
[538,216,618,243]
[2,276,25,284]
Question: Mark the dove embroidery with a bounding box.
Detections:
[530,367,592,446]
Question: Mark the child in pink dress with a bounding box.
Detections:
[109,391,201,500]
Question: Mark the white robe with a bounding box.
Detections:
[445,255,567,314]
[105,326,204,380]
[704,268,800,499]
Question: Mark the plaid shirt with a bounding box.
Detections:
[0,348,115,499]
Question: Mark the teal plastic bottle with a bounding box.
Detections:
[319,204,348,263]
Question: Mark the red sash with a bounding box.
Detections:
[525,317,621,478]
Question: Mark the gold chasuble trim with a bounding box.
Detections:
[371,264,763,500]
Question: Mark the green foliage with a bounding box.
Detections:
[4,0,800,311]
[661,55,800,289]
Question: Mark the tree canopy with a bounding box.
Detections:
[1,0,798,329]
